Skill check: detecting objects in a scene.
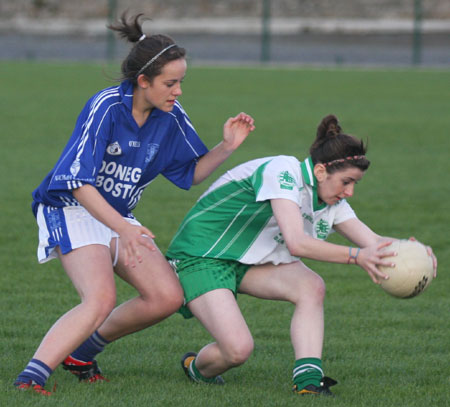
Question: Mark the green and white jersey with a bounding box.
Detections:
[167,155,356,265]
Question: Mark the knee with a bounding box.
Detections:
[149,284,184,315]
[161,291,184,315]
[295,273,326,305]
[84,290,116,324]
[305,273,326,304]
[310,274,326,303]
[222,336,254,367]
[98,291,117,319]
[163,283,185,312]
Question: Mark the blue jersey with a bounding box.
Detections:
[32,80,208,218]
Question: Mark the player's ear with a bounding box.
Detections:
[314,163,327,182]
[137,74,150,89]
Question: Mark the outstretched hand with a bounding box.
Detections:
[222,112,255,151]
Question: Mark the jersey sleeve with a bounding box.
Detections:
[161,104,208,190]
[46,96,113,193]
[333,199,357,224]
[253,156,303,205]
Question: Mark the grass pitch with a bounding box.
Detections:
[0,61,449,407]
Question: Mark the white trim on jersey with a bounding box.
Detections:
[91,101,121,159]
[127,178,155,211]
[203,204,247,257]
[214,202,269,259]
[174,100,186,115]
[304,158,315,187]
[168,110,201,158]
[90,86,120,110]
[183,116,196,133]
[77,91,120,160]
[172,188,246,244]
[174,103,196,133]
[66,180,83,190]
[59,196,78,206]
[67,181,83,189]
[50,87,121,185]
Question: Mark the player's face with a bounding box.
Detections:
[316,166,365,205]
[144,58,187,112]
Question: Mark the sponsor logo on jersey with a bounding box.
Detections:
[55,174,74,181]
[278,171,295,190]
[70,159,81,177]
[315,219,330,239]
[95,161,142,200]
[106,141,122,155]
[129,140,141,148]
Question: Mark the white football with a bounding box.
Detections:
[378,240,434,298]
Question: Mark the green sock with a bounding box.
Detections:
[189,359,217,384]
[293,358,323,389]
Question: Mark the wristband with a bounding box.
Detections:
[347,247,360,264]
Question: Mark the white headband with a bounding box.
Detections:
[136,44,177,77]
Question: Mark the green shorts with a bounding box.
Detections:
[168,257,250,319]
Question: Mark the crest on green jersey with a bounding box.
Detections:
[315,219,330,239]
[278,171,295,190]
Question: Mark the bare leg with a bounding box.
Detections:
[187,289,254,378]
[238,261,325,359]
[32,245,116,370]
[96,237,184,341]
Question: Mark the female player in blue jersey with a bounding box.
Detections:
[166,114,437,396]
[14,12,255,395]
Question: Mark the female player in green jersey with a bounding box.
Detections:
[166,114,437,396]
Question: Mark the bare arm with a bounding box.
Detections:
[72,184,156,267]
[193,112,255,185]
[271,199,394,283]
[335,218,437,277]
[333,217,393,247]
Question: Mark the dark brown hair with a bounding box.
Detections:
[309,115,370,173]
[108,12,186,84]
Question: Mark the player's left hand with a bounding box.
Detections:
[358,241,396,284]
[408,236,437,278]
[222,112,255,151]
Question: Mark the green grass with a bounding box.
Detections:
[0,61,449,406]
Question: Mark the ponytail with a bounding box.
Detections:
[309,115,370,173]
[108,12,186,84]
[108,12,145,43]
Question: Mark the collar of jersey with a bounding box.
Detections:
[120,80,134,112]
[300,157,327,211]
[121,80,164,119]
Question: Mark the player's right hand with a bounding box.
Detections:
[118,223,156,268]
